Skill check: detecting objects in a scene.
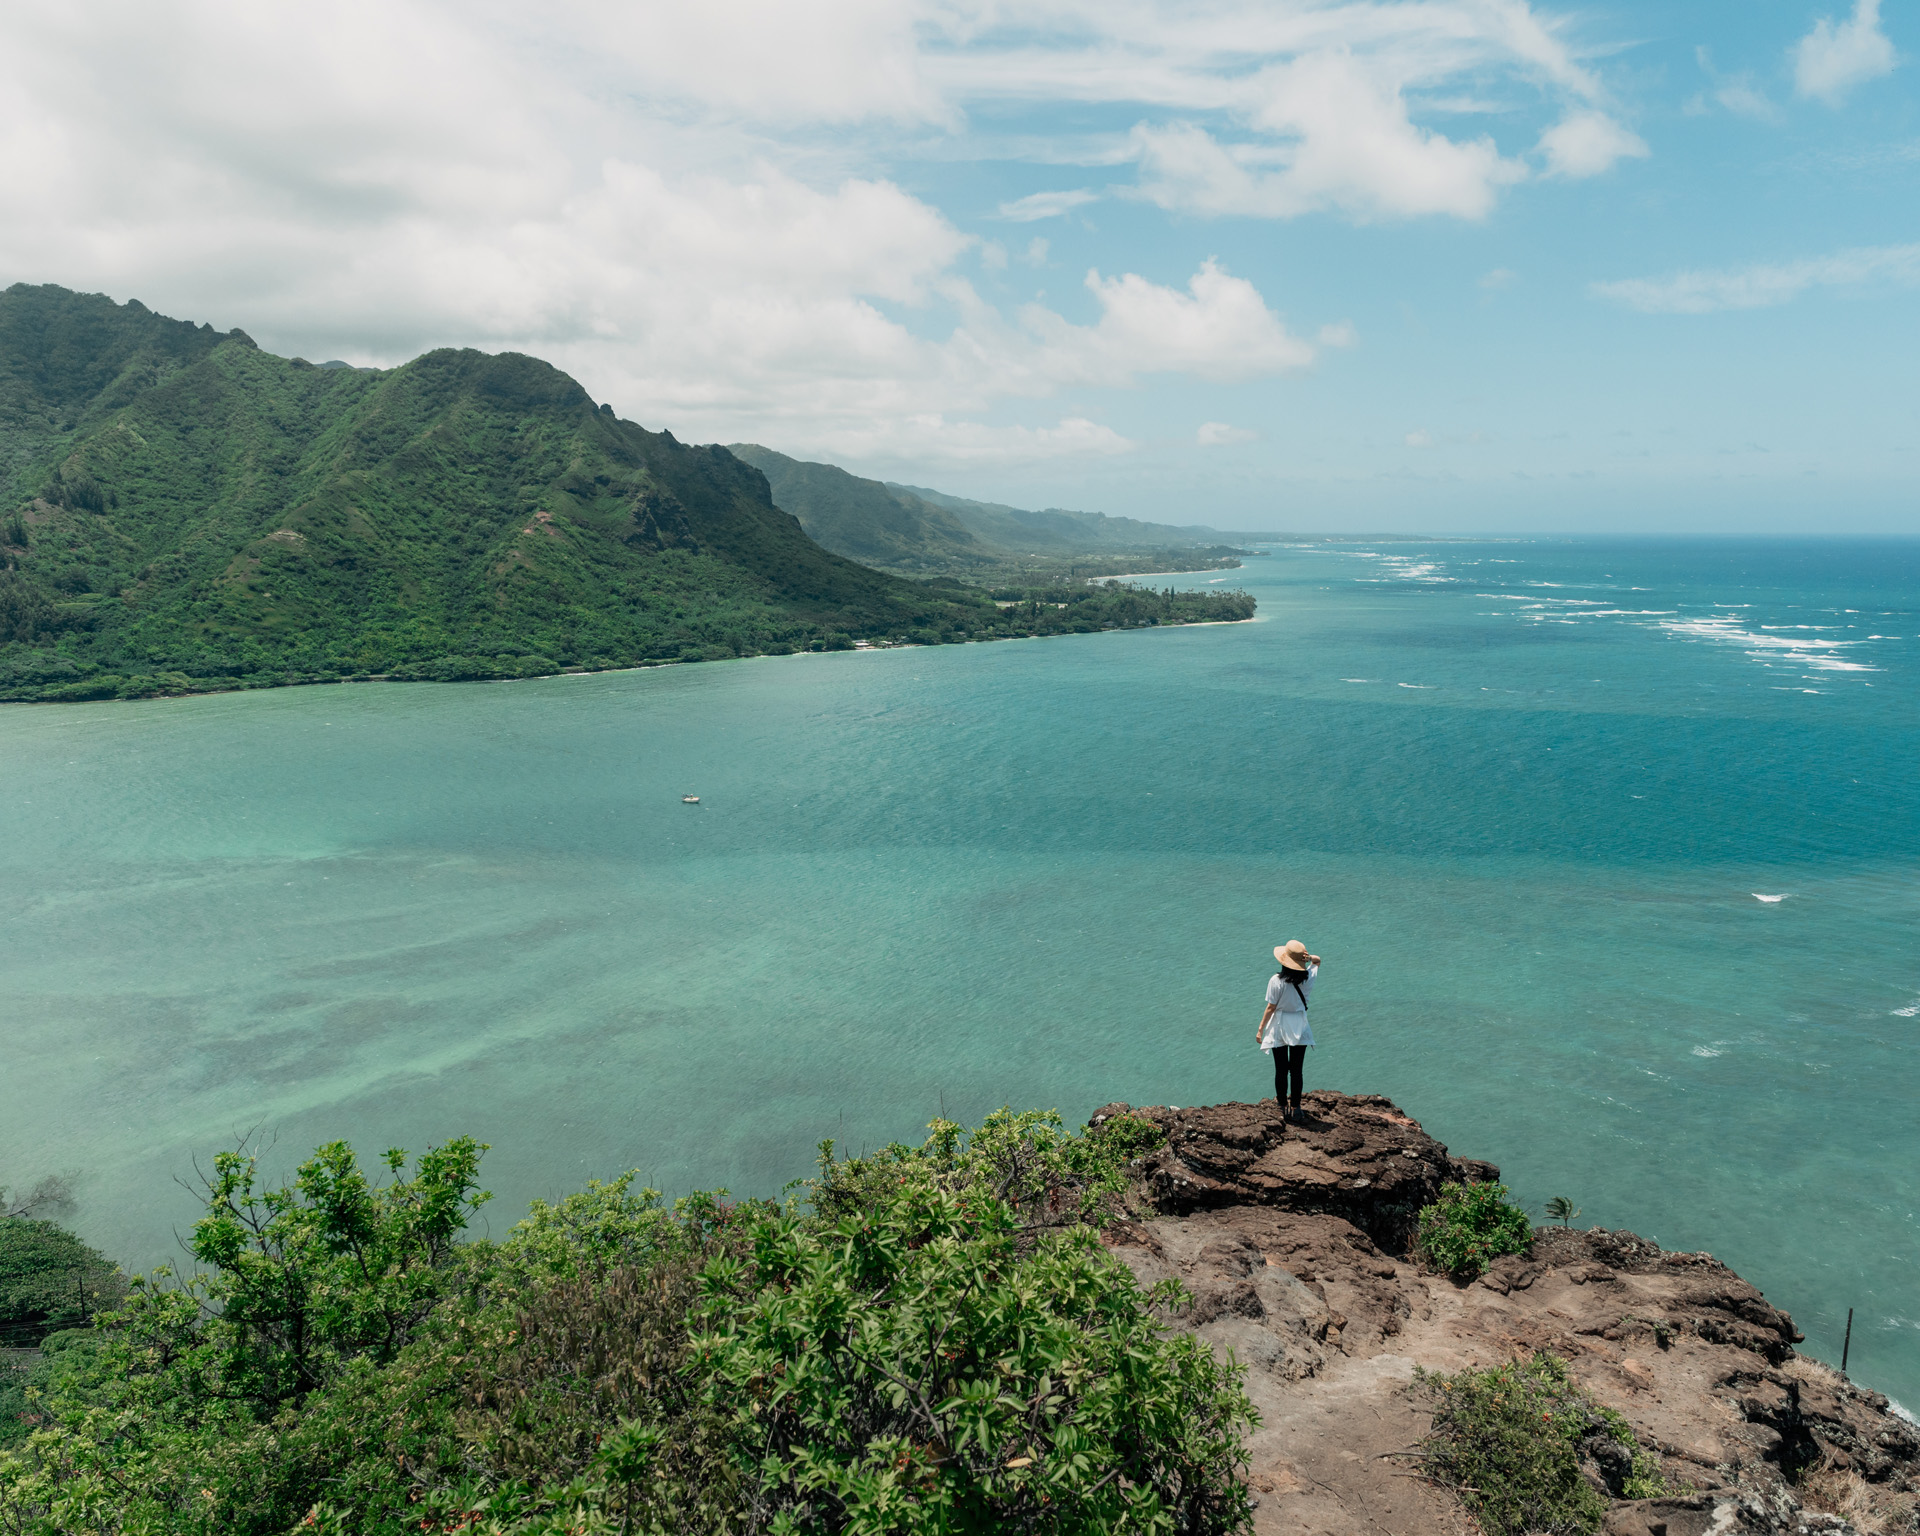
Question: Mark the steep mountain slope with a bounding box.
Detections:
[726,443,992,572]
[730,443,1254,575]
[0,287,1256,701]
[891,482,1252,552]
[0,283,233,509]
[0,287,1013,698]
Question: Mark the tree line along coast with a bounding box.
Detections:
[0,284,1261,705]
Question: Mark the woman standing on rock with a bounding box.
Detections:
[1257,940,1320,1124]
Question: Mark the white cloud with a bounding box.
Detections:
[940,0,1620,226]
[817,414,1136,464]
[1714,80,1780,120]
[1405,429,1436,447]
[1316,320,1357,347]
[995,189,1101,221]
[1129,87,1525,222]
[483,0,953,128]
[1592,242,1920,313]
[1538,110,1649,178]
[1691,48,1780,121]
[1055,259,1317,381]
[1793,0,1898,105]
[930,0,1627,222]
[1197,421,1257,445]
[2,2,1341,464]
[0,0,1641,465]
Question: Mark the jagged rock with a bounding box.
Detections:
[1094,1092,1920,1536]
[1091,1090,1497,1253]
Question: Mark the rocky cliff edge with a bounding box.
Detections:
[1090,1092,1920,1536]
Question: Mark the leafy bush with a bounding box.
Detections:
[1415,1351,1668,1536]
[0,1138,497,1535]
[808,1106,1165,1233]
[0,1219,121,1347]
[460,1254,744,1535]
[694,1181,1255,1535]
[0,1113,1244,1536]
[1415,1180,1533,1280]
[169,1135,492,1409]
[0,1330,105,1449]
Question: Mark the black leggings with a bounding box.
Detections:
[1274,1044,1306,1110]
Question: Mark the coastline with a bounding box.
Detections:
[0,606,1257,705]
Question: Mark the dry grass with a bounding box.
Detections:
[1797,1465,1920,1535]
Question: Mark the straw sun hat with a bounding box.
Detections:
[1274,940,1317,972]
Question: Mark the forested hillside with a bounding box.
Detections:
[726,443,993,572]
[0,286,1253,702]
[730,442,1254,580]
[892,481,1255,554]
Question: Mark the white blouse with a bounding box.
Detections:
[1259,963,1317,1051]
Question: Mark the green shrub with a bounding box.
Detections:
[172,1136,491,1410]
[808,1106,1166,1232]
[693,1181,1255,1535]
[0,1330,106,1449]
[0,1114,1246,1536]
[1415,1351,1668,1536]
[1415,1180,1532,1280]
[460,1254,743,1536]
[0,1139,498,1535]
[0,1220,121,1347]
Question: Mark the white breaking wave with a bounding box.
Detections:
[1658,614,1881,672]
[1893,1001,1920,1017]
[1753,893,1788,902]
[1691,1046,1723,1057]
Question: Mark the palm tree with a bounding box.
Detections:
[1543,1195,1580,1228]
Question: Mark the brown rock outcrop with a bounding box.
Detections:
[1094,1092,1920,1536]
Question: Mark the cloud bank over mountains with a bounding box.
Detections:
[0,0,1657,465]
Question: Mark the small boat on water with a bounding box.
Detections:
[682,794,700,804]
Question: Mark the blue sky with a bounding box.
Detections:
[1,0,1913,532]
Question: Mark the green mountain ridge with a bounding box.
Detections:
[729,442,1259,578]
[888,481,1255,553]
[0,285,1254,702]
[725,443,993,572]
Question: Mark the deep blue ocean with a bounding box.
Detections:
[3,538,1916,1407]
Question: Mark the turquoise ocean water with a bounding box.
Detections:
[3,539,1917,1406]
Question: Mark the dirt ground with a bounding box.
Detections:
[1092,1092,1920,1536]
